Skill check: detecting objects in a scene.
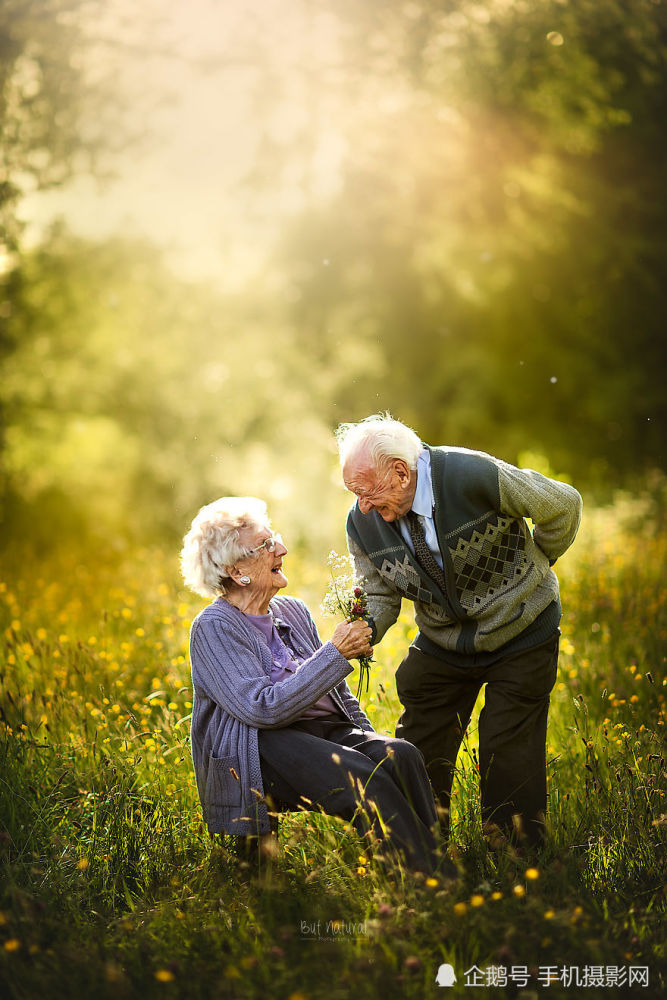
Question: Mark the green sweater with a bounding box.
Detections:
[346,446,582,660]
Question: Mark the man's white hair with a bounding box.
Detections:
[335,413,423,471]
[180,496,270,598]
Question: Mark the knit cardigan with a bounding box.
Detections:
[347,446,583,658]
[188,595,374,836]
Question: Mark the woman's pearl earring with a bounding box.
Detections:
[239,576,251,586]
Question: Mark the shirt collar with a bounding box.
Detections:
[411,448,433,518]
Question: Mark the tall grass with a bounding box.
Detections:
[0,486,665,998]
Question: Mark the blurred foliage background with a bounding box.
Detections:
[1,0,665,563]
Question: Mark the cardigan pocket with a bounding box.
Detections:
[206,753,242,808]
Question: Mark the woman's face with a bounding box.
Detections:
[235,523,289,600]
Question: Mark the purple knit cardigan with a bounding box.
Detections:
[189,594,374,836]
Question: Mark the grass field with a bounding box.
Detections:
[0,486,665,998]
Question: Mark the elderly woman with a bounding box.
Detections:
[180,496,449,875]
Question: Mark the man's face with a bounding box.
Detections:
[343,454,417,521]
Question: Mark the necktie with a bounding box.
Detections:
[406,510,448,594]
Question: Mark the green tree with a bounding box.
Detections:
[0,0,128,256]
[0,229,359,557]
[276,0,667,481]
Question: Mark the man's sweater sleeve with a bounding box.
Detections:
[347,534,402,645]
[495,460,583,564]
[191,615,353,729]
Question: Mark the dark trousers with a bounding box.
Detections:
[257,716,451,875]
[395,634,559,845]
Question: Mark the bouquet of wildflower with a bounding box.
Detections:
[321,551,373,700]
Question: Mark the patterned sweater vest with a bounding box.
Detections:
[347,445,582,657]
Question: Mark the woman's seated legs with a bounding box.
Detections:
[334,730,438,832]
[257,721,441,873]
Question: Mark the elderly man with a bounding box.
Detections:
[336,414,582,847]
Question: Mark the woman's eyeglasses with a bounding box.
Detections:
[248,533,283,556]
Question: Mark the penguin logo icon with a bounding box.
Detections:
[435,963,457,987]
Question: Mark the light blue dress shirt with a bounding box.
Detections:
[398,448,444,569]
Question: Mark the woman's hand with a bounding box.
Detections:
[330,619,373,660]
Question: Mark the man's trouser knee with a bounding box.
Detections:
[395,645,480,826]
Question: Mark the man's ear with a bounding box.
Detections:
[394,459,411,486]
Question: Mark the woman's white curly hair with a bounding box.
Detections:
[180,496,270,598]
